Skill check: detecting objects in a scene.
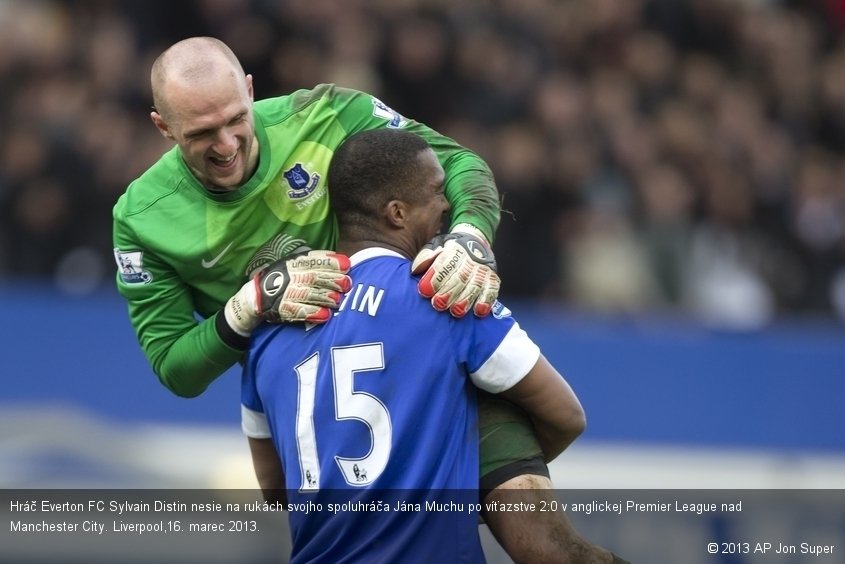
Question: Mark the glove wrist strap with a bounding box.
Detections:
[224,283,262,337]
[450,223,490,246]
[215,310,251,350]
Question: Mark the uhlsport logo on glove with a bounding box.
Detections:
[465,239,489,261]
[261,270,287,297]
[291,256,338,270]
[412,231,501,318]
[436,252,463,285]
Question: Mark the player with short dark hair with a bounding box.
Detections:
[243,129,627,563]
[112,36,608,562]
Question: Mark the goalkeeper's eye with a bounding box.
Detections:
[228,113,246,125]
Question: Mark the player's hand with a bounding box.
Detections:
[225,249,351,336]
[411,231,500,318]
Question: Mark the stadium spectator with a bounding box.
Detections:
[2,0,844,324]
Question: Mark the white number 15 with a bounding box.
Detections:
[293,343,392,491]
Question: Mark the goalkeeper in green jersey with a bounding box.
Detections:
[113,36,592,562]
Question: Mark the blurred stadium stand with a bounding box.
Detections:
[2,0,845,323]
[3,285,844,486]
[2,286,845,562]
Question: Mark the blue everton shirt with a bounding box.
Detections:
[242,247,540,563]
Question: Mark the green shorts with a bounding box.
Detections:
[477,390,549,494]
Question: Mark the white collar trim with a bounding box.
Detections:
[349,247,406,267]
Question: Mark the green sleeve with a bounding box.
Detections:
[150,312,244,398]
[113,214,244,397]
[113,85,501,399]
[323,86,502,243]
[407,125,501,244]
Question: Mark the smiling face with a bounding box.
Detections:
[404,148,449,253]
[327,129,450,258]
[151,50,259,191]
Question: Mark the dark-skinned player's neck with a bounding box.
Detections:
[337,236,413,261]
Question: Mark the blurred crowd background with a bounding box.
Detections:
[2,0,845,329]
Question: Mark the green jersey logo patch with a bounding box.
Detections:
[372,98,407,128]
[114,248,153,284]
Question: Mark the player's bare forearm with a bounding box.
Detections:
[499,355,586,462]
[483,475,615,564]
[531,416,580,463]
[248,438,287,505]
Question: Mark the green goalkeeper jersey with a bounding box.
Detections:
[113,84,500,397]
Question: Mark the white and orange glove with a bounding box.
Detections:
[411,224,500,318]
[225,249,352,336]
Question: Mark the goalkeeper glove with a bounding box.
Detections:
[411,224,500,318]
[224,249,352,336]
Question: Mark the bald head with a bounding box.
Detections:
[151,37,246,120]
[148,37,258,191]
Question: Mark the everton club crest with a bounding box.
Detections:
[283,163,321,199]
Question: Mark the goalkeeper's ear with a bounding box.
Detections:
[150,110,175,141]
